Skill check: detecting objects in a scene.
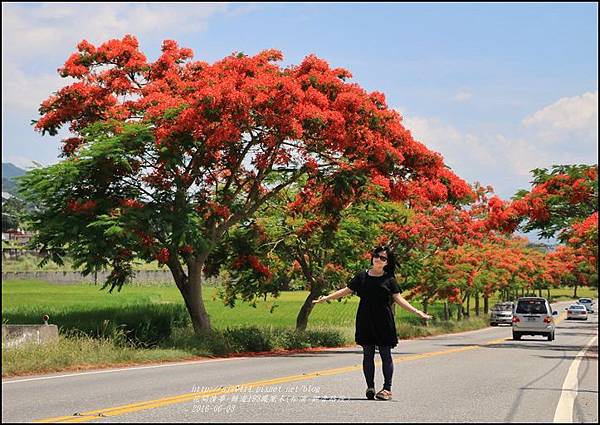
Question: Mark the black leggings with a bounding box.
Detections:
[362,345,394,390]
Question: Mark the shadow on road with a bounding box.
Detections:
[277,349,415,357]
[519,387,598,394]
[442,342,593,353]
[553,331,598,337]
[557,321,599,327]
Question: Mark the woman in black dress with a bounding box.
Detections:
[313,246,432,401]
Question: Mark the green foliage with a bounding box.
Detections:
[17,121,161,291]
[167,325,347,356]
[2,197,29,231]
[214,189,410,315]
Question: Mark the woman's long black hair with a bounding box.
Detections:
[370,245,396,277]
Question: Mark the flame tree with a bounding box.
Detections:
[21,35,471,334]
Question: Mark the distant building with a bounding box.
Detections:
[3,229,33,245]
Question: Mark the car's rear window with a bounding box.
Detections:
[516,300,548,314]
[493,303,513,311]
[570,305,586,310]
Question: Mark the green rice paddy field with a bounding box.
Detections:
[2,280,596,377]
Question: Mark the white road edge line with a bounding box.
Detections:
[553,334,598,423]
[1,345,361,384]
[1,356,250,384]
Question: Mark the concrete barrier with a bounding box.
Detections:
[1,270,222,286]
[2,270,175,284]
[2,325,59,349]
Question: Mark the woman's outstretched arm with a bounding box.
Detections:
[312,287,354,304]
[392,293,433,320]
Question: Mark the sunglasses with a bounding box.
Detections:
[373,254,388,261]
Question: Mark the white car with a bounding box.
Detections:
[490,302,514,326]
[566,304,588,320]
[512,297,558,341]
[577,298,594,313]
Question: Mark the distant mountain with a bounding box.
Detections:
[2,163,27,179]
[2,163,27,195]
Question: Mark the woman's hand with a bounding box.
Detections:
[312,296,327,304]
[417,310,433,320]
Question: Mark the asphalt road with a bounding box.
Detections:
[2,300,597,423]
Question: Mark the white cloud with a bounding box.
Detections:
[2,3,229,64]
[1,62,73,114]
[400,113,495,170]
[450,89,472,103]
[523,91,597,130]
[396,91,598,198]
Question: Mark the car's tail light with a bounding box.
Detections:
[544,316,552,323]
[512,316,520,323]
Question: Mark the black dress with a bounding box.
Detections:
[347,270,401,348]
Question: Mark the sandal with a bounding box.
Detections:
[366,388,375,400]
[375,389,392,401]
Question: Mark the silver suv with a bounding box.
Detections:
[490,302,514,326]
[512,297,558,341]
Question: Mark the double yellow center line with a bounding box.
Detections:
[33,338,512,422]
[34,313,568,423]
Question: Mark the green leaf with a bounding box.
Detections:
[105,225,124,236]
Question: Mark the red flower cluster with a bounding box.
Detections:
[120,199,145,209]
[204,202,231,220]
[66,199,97,214]
[37,34,473,216]
[497,167,597,228]
[178,244,194,255]
[296,220,321,238]
[385,204,486,251]
[135,230,155,247]
[232,255,272,279]
[156,248,170,265]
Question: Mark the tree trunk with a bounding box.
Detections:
[422,298,429,315]
[573,284,578,298]
[547,288,551,299]
[296,287,320,332]
[538,288,542,297]
[170,258,212,335]
[484,295,489,315]
[186,271,212,334]
[295,254,324,332]
[443,301,449,321]
[465,292,471,317]
[475,291,480,316]
[457,303,462,321]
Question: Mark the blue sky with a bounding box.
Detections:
[2,2,598,210]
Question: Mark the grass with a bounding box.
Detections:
[2,280,597,377]
[544,287,599,301]
[2,331,196,377]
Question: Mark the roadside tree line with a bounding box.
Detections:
[18,35,598,334]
